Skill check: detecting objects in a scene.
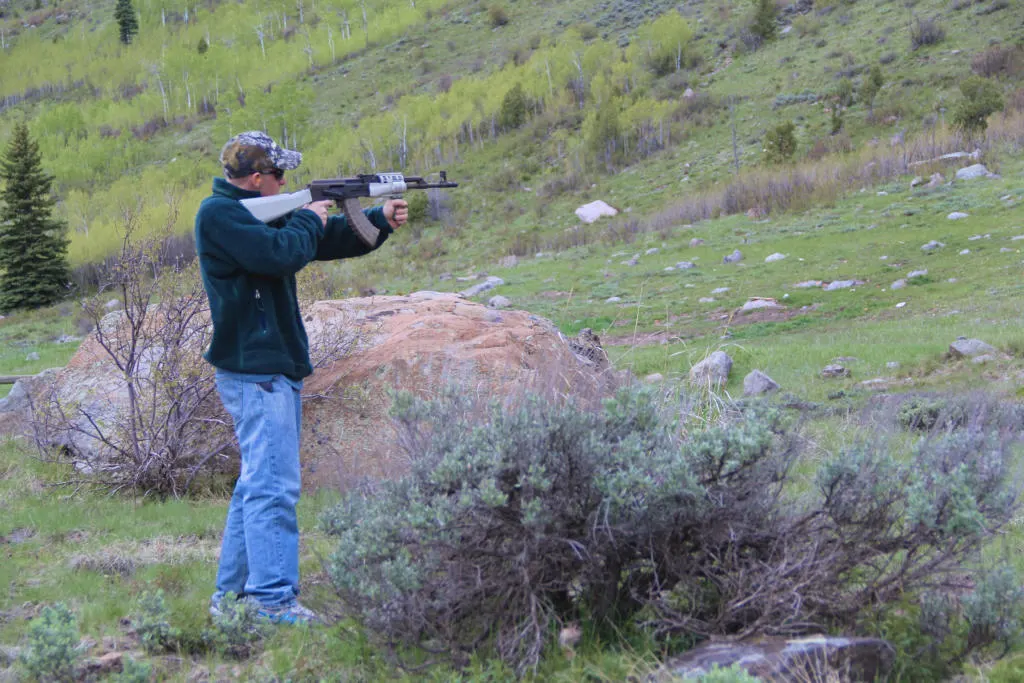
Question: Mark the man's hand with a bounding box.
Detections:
[383,199,409,230]
[302,200,332,227]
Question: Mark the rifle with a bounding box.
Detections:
[239,171,459,247]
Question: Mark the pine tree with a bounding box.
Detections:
[0,123,71,312]
[115,0,139,45]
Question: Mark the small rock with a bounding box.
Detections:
[947,212,969,220]
[438,273,453,281]
[645,248,660,255]
[689,350,733,386]
[104,298,122,311]
[743,370,779,396]
[879,255,888,260]
[910,176,924,188]
[959,249,970,255]
[907,270,928,279]
[711,287,730,294]
[689,238,705,248]
[895,302,906,308]
[886,361,900,369]
[926,173,943,187]
[675,261,696,270]
[824,280,863,291]
[487,295,511,309]
[949,338,996,359]
[954,164,992,180]
[723,249,743,264]
[621,256,640,266]
[1000,248,1014,253]
[968,234,990,241]
[605,296,622,303]
[972,354,995,364]
[698,297,715,303]
[25,352,40,361]
[1011,235,1024,241]
[764,252,787,263]
[821,364,850,378]
[459,276,505,298]
[947,278,958,283]
[643,373,664,384]
[921,240,945,251]
[575,200,618,224]
[793,280,822,289]
[740,299,784,313]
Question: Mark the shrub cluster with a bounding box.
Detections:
[18,603,81,682]
[322,387,1022,674]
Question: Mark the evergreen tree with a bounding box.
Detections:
[115,0,139,45]
[0,123,71,311]
[750,0,777,44]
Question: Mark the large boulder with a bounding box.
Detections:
[0,294,619,492]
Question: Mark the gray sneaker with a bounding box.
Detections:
[255,601,322,626]
[209,594,253,617]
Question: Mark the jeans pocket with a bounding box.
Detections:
[257,380,275,393]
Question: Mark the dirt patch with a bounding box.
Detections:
[1,527,36,544]
[67,535,219,577]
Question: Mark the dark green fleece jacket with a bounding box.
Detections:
[195,177,393,379]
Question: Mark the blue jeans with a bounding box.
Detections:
[212,371,303,607]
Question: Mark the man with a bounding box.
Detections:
[195,131,408,625]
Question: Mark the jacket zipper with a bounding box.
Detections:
[254,289,268,334]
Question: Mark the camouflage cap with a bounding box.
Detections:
[219,131,302,178]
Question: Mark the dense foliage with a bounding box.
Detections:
[322,387,1022,674]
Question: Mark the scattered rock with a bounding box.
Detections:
[821,364,850,378]
[907,269,928,279]
[643,373,664,384]
[740,298,784,313]
[459,276,505,298]
[689,238,705,248]
[438,273,452,281]
[926,172,944,188]
[968,234,990,241]
[895,302,907,308]
[921,240,945,251]
[910,176,924,188]
[886,361,900,369]
[890,279,907,290]
[683,87,696,98]
[764,252,787,263]
[723,249,743,264]
[972,354,995,365]
[711,287,730,295]
[574,200,618,224]
[1000,248,1014,253]
[949,337,996,359]
[645,248,660,255]
[947,212,969,220]
[743,370,779,396]
[959,249,970,255]
[698,297,715,303]
[487,295,510,309]
[1011,235,1024,241]
[954,164,996,180]
[621,254,640,266]
[823,280,863,291]
[25,352,39,362]
[605,296,622,303]
[104,298,121,311]
[675,261,696,270]
[793,280,822,289]
[658,635,895,682]
[689,350,733,386]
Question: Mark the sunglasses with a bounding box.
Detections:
[259,168,285,181]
